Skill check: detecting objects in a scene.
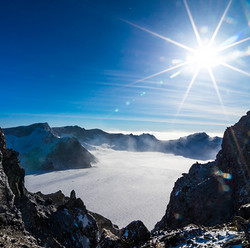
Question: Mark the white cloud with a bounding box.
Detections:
[25,148,209,230]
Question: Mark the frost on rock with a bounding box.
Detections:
[78,214,90,228]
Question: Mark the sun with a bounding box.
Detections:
[122,0,250,117]
[187,46,222,69]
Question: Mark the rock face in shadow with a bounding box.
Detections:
[154,111,250,231]
[3,123,96,172]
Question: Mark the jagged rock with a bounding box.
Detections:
[0,129,5,152]
[239,204,250,220]
[121,220,151,246]
[97,220,150,248]
[222,237,243,248]
[97,229,127,248]
[143,223,250,248]
[2,149,26,200]
[90,211,120,236]
[154,111,250,230]
[38,190,66,206]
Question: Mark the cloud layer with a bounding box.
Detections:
[25,148,208,229]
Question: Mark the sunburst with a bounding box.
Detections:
[122,0,250,118]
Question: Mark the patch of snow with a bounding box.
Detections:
[124,230,129,238]
[78,214,90,228]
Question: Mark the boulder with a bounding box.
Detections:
[121,220,150,246]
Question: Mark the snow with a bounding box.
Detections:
[78,214,90,228]
[25,147,208,230]
[173,228,241,248]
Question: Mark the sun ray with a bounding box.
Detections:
[121,19,195,52]
[128,61,190,86]
[183,0,203,47]
[208,68,229,121]
[177,67,200,115]
[221,62,250,77]
[209,0,233,47]
[218,37,250,52]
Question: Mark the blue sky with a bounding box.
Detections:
[0,0,249,134]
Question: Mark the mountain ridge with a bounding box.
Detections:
[3,123,96,173]
[3,123,222,173]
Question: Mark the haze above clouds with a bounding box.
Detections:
[25,148,208,229]
[108,130,223,141]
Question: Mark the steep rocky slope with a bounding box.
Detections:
[154,111,250,230]
[3,123,96,172]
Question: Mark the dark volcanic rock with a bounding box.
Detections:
[154,111,250,231]
[121,220,151,246]
[2,149,26,200]
[97,220,150,248]
[238,204,250,220]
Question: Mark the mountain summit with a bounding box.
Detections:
[3,123,96,172]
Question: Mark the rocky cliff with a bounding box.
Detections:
[154,111,250,231]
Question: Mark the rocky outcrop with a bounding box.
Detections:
[3,123,96,172]
[144,223,250,248]
[154,111,250,231]
[0,128,98,247]
[97,220,150,248]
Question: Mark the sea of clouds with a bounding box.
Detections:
[25,147,208,230]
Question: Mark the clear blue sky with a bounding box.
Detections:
[0,0,249,133]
